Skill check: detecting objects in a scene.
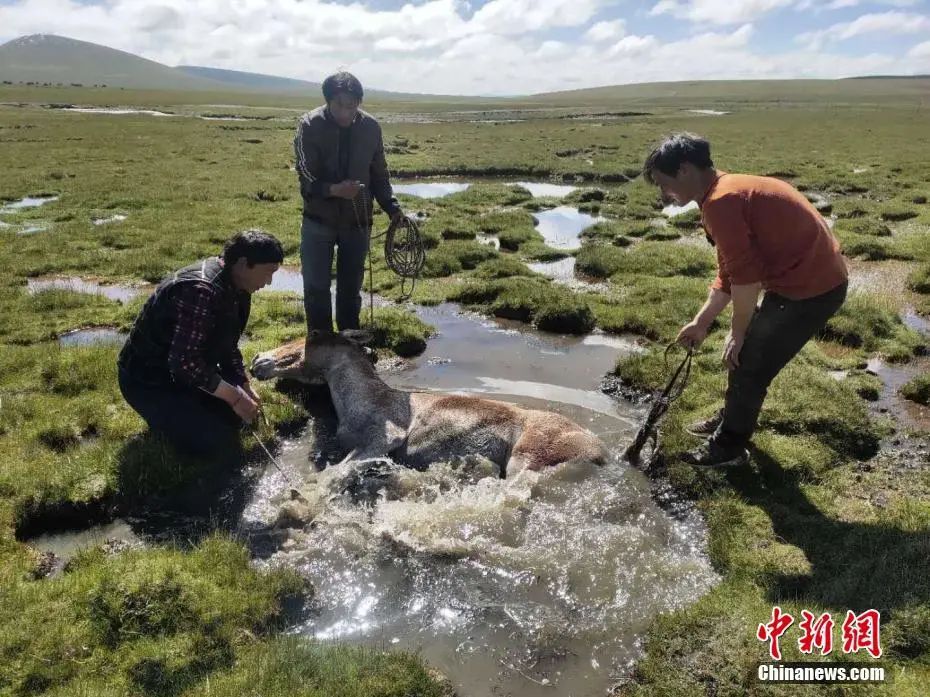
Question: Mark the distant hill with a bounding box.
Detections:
[0,34,226,90]
[173,65,424,100]
[0,34,449,99]
[530,77,930,105]
[2,34,928,103]
[176,65,321,94]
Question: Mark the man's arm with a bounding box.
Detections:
[168,285,257,418]
[729,282,762,340]
[678,287,731,348]
[368,124,401,218]
[294,117,335,198]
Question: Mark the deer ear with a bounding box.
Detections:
[341,329,374,346]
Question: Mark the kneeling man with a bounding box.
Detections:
[118,230,283,458]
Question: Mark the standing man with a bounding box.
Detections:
[118,230,283,459]
[642,133,848,467]
[294,71,403,335]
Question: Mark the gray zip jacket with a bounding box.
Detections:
[293,105,400,229]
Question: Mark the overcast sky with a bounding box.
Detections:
[1,0,929,95]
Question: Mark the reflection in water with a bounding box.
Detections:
[533,207,604,249]
[512,181,577,198]
[394,182,470,198]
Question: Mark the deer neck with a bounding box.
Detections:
[323,352,404,423]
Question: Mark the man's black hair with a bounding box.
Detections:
[322,71,364,103]
[642,133,714,184]
[222,229,284,267]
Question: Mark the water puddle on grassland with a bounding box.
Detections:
[533,207,604,250]
[866,356,930,431]
[512,181,577,198]
[1,195,59,212]
[24,294,718,697]
[526,256,610,293]
[59,107,173,117]
[394,182,471,198]
[26,277,144,304]
[58,328,126,347]
[241,302,717,697]
[92,214,127,225]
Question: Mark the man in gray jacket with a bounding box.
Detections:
[294,71,403,334]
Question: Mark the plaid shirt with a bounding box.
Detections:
[167,282,246,392]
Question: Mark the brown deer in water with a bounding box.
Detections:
[250,331,608,477]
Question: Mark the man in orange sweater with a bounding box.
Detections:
[643,133,848,467]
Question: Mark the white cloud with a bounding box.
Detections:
[908,40,930,59]
[823,0,919,8]
[585,19,627,42]
[471,0,616,34]
[0,0,926,95]
[798,11,930,50]
[649,0,794,25]
[608,34,658,55]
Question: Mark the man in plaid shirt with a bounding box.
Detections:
[118,230,283,458]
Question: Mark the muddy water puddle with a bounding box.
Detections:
[866,355,930,431]
[25,299,716,697]
[240,303,715,696]
[28,519,142,565]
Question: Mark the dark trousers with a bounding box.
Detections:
[715,281,848,448]
[300,216,370,332]
[118,369,242,459]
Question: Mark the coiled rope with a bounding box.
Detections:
[351,185,426,325]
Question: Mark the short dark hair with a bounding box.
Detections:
[642,133,714,184]
[222,229,284,267]
[322,71,364,103]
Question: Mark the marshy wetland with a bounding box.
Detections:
[1,80,930,696]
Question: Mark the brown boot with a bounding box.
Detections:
[686,409,723,438]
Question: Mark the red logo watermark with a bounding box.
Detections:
[758,608,881,660]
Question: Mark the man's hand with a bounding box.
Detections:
[240,381,262,407]
[389,208,405,224]
[330,180,362,200]
[677,319,709,349]
[231,386,260,423]
[722,331,745,370]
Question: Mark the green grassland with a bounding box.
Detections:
[1,82,930,696]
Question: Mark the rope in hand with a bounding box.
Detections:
[350,185,426,326]
[622,343,694,468]
[250,408,306,501]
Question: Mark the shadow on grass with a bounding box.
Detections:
[114,382,336,549]
[726,447,930,655]
[114,432,258,546]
